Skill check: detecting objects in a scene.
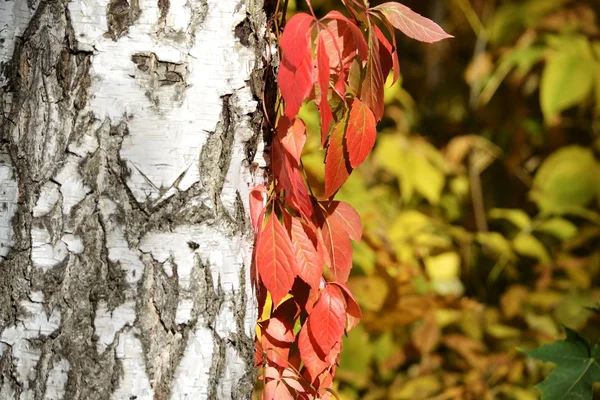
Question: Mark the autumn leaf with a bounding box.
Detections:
[292,278,320,315]
[278,117,307,164]
[261,317,294,368]
[308,285,347,355]
[360,29,385,121]
[322,200,363,241]
[298,324,329,382]
[331,281,363,331]
[345,98,377,168]
[321,11,369,68]
[375,18,401,84]
[298,323,342,383]
[372,2,453,43]
[324,116,353,198]
[373,24,395,83]
[319,14,368,102]
[264,367,296,400]
[257,214,297,306]
[317,204,354,282]
[249,185,268,233]
[272,136,313,218]
[316,35,334,138]
[284,213,325,289]
[279,13,316,118]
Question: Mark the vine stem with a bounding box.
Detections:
[305,0,318,20]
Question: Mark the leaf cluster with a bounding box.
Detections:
[251,1,452,398]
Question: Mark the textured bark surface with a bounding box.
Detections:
[0,0,267,398]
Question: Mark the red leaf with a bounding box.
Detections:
[324,117,352,198]
[316,35,334,140]
[319,209,353,282]
[360,32,385,121]
[257,214,296,306]
[372,2,453,43]
[284,214,324,289]
[319,13,368,104]
[316,365,336,390]
[249,185,268,233]
[280,14,316,66]
[264,317,294,343]
[279,56,314,119]
[272,136,313,218]
[260,315,295,369]
[292,278,320,314]
[331,281,362,331]
[345,98,377,168]
[376,18,401,84]
[374,25,393,81]
[323,201,362,241]
[272,295,302,323]
[264,367,295,400]
[279,14,316,118]
[308,285,347,355]
[281,368,306,393]
[321,12,368,66]
[278,117,307,164]
[298,324,328,382]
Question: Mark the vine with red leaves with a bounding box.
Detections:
[251,1,451,398]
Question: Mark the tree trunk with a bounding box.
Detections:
[0,0,267,398]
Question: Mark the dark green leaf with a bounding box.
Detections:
[522,327,600,400]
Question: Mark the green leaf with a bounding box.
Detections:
[489,208,531,229]
[585,305,600,314]
[513,234,550,263]
[540,46,595,121]
[535,218,578,240]
[523,327,600,400]
[531,146,600,214]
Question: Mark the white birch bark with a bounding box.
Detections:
[0,0,269,398]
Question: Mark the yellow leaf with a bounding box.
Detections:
[513,234,550,263]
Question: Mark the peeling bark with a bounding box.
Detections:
[0,0,268,398]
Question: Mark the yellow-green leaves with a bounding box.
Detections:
[540,35,596,122]
[376,136,446,205]
[531,146,600,214]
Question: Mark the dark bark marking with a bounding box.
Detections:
[130,52,188,112]
[105,0,141,41]
[157,0,170,32]
[199,95,235,209]
[235,18,253,47]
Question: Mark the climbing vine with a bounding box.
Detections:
[251,1,451,398]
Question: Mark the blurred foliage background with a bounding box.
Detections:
[289,0,600,398]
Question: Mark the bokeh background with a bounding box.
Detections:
[289,0,600,398]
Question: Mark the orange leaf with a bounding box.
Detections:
[257,214,297,306]
[324,117,352,198]
[308,285,347,355]
[284,213,324,289]
[346,98,377,168]
[249,185,268,233]
[360,31,385,120]
[278,117,307,164]
[316,35,334,140]
[323,200,363,242]
[279,14,316,118]
[331,281,362,331]
[298,323,329,382]
[272,136,313,218]
[319,209,353,282]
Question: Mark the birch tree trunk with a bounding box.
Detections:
[0,0,268,398]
